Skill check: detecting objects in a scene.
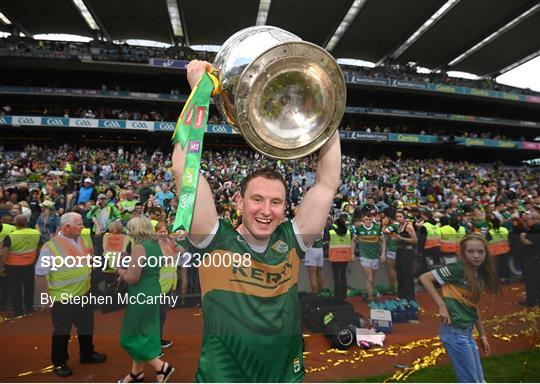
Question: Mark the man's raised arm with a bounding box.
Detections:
[172,60,217,240]
[294,131,341,247]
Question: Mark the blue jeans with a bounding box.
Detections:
[439,324,485,383]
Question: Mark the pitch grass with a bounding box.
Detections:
[342,347,540,382]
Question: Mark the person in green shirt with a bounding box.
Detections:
[352,209,386,301]
[118,189,140,222]
[171,58,342,384]
[87,194,122,235]
[420,234,500,383]
[86,194,122,256]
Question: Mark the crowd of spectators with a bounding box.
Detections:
[1,144,538,227]
[1,36,537,96]
[1,143,538,306]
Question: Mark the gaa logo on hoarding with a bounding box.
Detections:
[158,123,174,131]
[104,120,121,128]
[46,118,64,126]
[210,125,229,134]
[16,117,37,125]
[75,119,92,127]
[162,60,175,67]
[132,121,149,129]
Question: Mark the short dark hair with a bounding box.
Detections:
[240,168,287,197]
[439,215,450,226]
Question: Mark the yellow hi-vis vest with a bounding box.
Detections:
[439,225,458,254]
[328,229,353,262]
[422,222,441,249]
[5,228,40,266]
[0,223,15,244]
[488,227,510,256]
[81,228,92,250]
[457,226,466,241]
[44,235,93,301]
[159,239,177,293]
[102,233,131,273]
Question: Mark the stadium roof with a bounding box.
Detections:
[0,0,538,77]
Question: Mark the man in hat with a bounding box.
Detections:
[51,186,66,216]
[77,178,96,205]
[86,193,121,256]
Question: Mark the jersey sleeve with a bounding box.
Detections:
[432,262,464,285]
[289,219,307,259]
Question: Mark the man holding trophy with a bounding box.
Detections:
[172,26,346,382]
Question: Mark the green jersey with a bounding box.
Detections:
[432,262,478,329]
[118,199,138,221]
[384,223,399,252]
[353,223,382,259]
[194,219,306,382]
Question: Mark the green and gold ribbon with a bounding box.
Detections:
[171,71,219,233]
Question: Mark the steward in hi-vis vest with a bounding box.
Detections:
[1,215,40,317]
[488,227,510,256]
[34,212,107,377]
[328,229,353,262]
[488,217,512,282]
[418,211,442,268]
[439,216,458,255]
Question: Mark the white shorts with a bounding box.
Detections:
[386,250,396,260]
[360,257,379,270]
[305,247,324,267]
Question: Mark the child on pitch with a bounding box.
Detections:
[420,234,500,383]
[352,208,386,301]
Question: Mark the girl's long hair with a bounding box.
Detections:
[459,234,501,302]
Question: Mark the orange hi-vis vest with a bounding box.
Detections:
[102,233,131,273]
[488,227,510,256]
[5,228,40,266]
[329,229,353,262]
[439,225,458,254]
[422,222,441,249]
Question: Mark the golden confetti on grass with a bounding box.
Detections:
[384,347,446,382]
[304,308,539,378]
